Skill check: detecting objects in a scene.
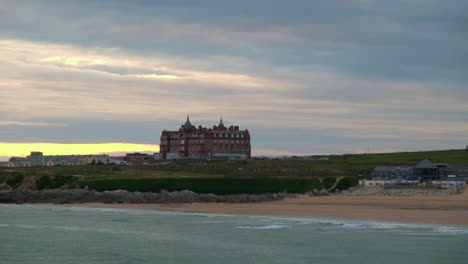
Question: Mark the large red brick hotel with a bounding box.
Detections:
[160,116,251,160]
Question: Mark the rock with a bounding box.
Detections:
[0,190,296,204]
[334,187,457,197]
[309,190,330,196]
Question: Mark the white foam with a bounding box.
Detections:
[3,204,468,235]
[434,226,468,234]
[232,216,468,235]
[235,224,292,229]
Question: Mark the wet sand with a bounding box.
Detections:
[58,190,468,226]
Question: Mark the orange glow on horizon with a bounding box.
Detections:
[0,143,160,158]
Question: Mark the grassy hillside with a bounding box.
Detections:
[1,149,466,179]
[0,149,465,192]
[134,149,467,177]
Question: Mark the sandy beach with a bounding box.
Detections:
[56,189,468,226]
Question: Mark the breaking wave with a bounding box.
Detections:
[2,204,467,235]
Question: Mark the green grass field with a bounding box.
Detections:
[1,149,467,179]
[135,149,467,177]
[0,149,466,192]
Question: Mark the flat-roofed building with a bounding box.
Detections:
[371,159,468,180]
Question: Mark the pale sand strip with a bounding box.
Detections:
[55,190,468,226]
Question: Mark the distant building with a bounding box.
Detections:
[123,152,153,161]
[358,179,465,189]
[30,151,43,157]
[372,166,413,178]
[160,116,251,160]
[6,152,111,167]
[359,180,418,187]
[371,159,468,180]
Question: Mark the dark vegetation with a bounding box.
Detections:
[0,171,25,189]
[36,176,76,190]
[84,178,324,195]
[5,173,24,189]
[334,176,362,191]
[322,177,337,190]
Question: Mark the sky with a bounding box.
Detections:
[0,0,467,159]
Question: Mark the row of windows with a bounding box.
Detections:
[163,139,249,145]
[213,140,248,144]
[186,146,203,151]
[214,133,244,138]
[177,146,247,152]
[165,133,246,139]
[213,145,247,151]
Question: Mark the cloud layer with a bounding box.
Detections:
[0,0,467,156]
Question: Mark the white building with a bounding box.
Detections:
[7,152,111,167]
[359,180,392,187]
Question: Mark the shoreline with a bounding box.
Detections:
[35,191,468,226]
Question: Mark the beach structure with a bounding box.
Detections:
[371,165,413,179]
[358,180,419,187]
[358,179,466,188]
[364,159,468,188]
[160,116,251,160]
[6,152,111,167]
[371,159,468,180]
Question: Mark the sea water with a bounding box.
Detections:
[0,204,467,264]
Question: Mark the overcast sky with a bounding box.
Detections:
[0,0,467,156]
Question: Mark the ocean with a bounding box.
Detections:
[1,204,467,264]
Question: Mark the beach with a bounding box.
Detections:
[58,189,468,226]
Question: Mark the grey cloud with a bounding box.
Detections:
[1,0,466,83]
[79,65,176,76]
[0,0,467,155]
